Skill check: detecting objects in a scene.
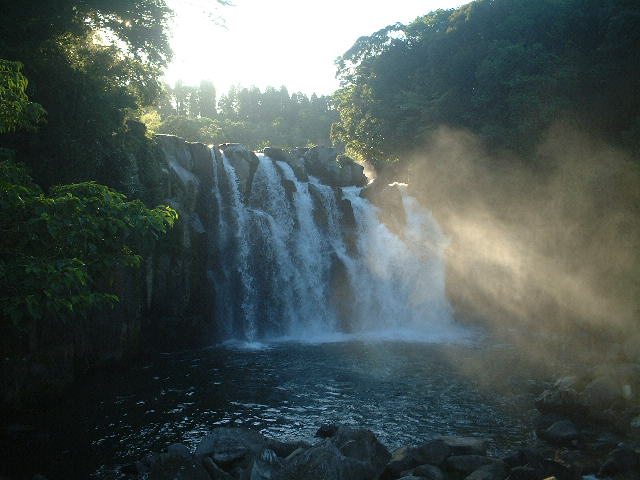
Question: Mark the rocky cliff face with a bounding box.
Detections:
[1,136,371,407]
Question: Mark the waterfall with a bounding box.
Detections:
[209,148,465,343]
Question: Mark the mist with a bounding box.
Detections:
[383,124,640,372]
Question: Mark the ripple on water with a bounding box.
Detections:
[5,340,545,479]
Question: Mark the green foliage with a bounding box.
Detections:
[332,0,640,166]
[0,60,46,133]
[0,0,176,189]
[0,160,177,327]
[149,83,338,150]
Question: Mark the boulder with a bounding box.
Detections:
[332,426,391,474]
[534,388,585,417]
[265,438,311,458]
[194,427,266,466]
[412,464,447,480]
[361,180,406,234]
[148,455,211,480]
[220,143,260,199]
[202,457,234,480]
[505,466,539,480]
[413,439,452,466]
[316,423,340,438]
[303,147,367,187]
[541,420,579,445]
[444,455,494,475]
[167,442,192,459]
[248,448,282,480]
[465,462,508,480]
[263,147,292,163]
[440,437,488,456]
[384,445,423,478]
[599,446,640,476]
[275,439,376,480]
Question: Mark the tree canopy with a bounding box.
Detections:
[0,0,175,189]
[332,0,640,168]
[147,82,338,150]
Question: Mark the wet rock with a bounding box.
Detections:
[465,462,508,480]
[148,455,211,480]
[582,376,625,411]
[202,456,234,480]
[414,439,452,466]
[445,455,494,475]
[275,439,376,480]
[220,143,259,199]
[303,146,367,187]
[316,423,340,438]
[440,437,488,456]
[384,445,423,478]
[248,448,282,480]
[541,420,580,445]
[506,465,539,480]
[535,388,585,417]
[194,427,266,465]
[263,147,292,163]
[332,426,391,474]
[167,442,192,459]
[265,438,311,458]
[599,446,640,475]
[412,464,447,480]
[535,413,569,437]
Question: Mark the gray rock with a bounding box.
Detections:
[581,375,626,411]
[274,439,375,480]
[167,442,192,459]
[599,446,640,475]
[265,438,311,458]
[445,455,494,475]
[534,387,585,416]
[385,445,423,477]
[220,143,259,198]
[195,427,266,465]
[505,466,538,480]
[414,439,452,466]
[202,456,234,480]
[302,146,367,187]
[148,455,211,480]
[249,448,282,480]
[263,147,292,163]
[440,437,488,456]
[413,464,447,480]
[464,461,508,480]
[332,426,391,474]
[316,423,340,438]
[541,420,579,444]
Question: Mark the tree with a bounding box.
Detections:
[332,0,640,166]
[0,60,46,133]
[0,0,175,189]
[199,80,217,118]
[0,159,177,330]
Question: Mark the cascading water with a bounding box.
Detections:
[210,149,466,343]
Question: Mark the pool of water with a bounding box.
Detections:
[2,338,545,479]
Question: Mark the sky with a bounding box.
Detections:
[163,0,468,96]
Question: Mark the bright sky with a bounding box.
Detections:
[164,0,468,96]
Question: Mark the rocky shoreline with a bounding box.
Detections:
[93,362,639,480]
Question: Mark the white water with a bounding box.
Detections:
[211,152,469,343]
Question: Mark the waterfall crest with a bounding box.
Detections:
[209,148,464,343]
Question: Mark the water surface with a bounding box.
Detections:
[3,339,543,479]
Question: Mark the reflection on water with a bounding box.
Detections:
[2,340,543,479]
